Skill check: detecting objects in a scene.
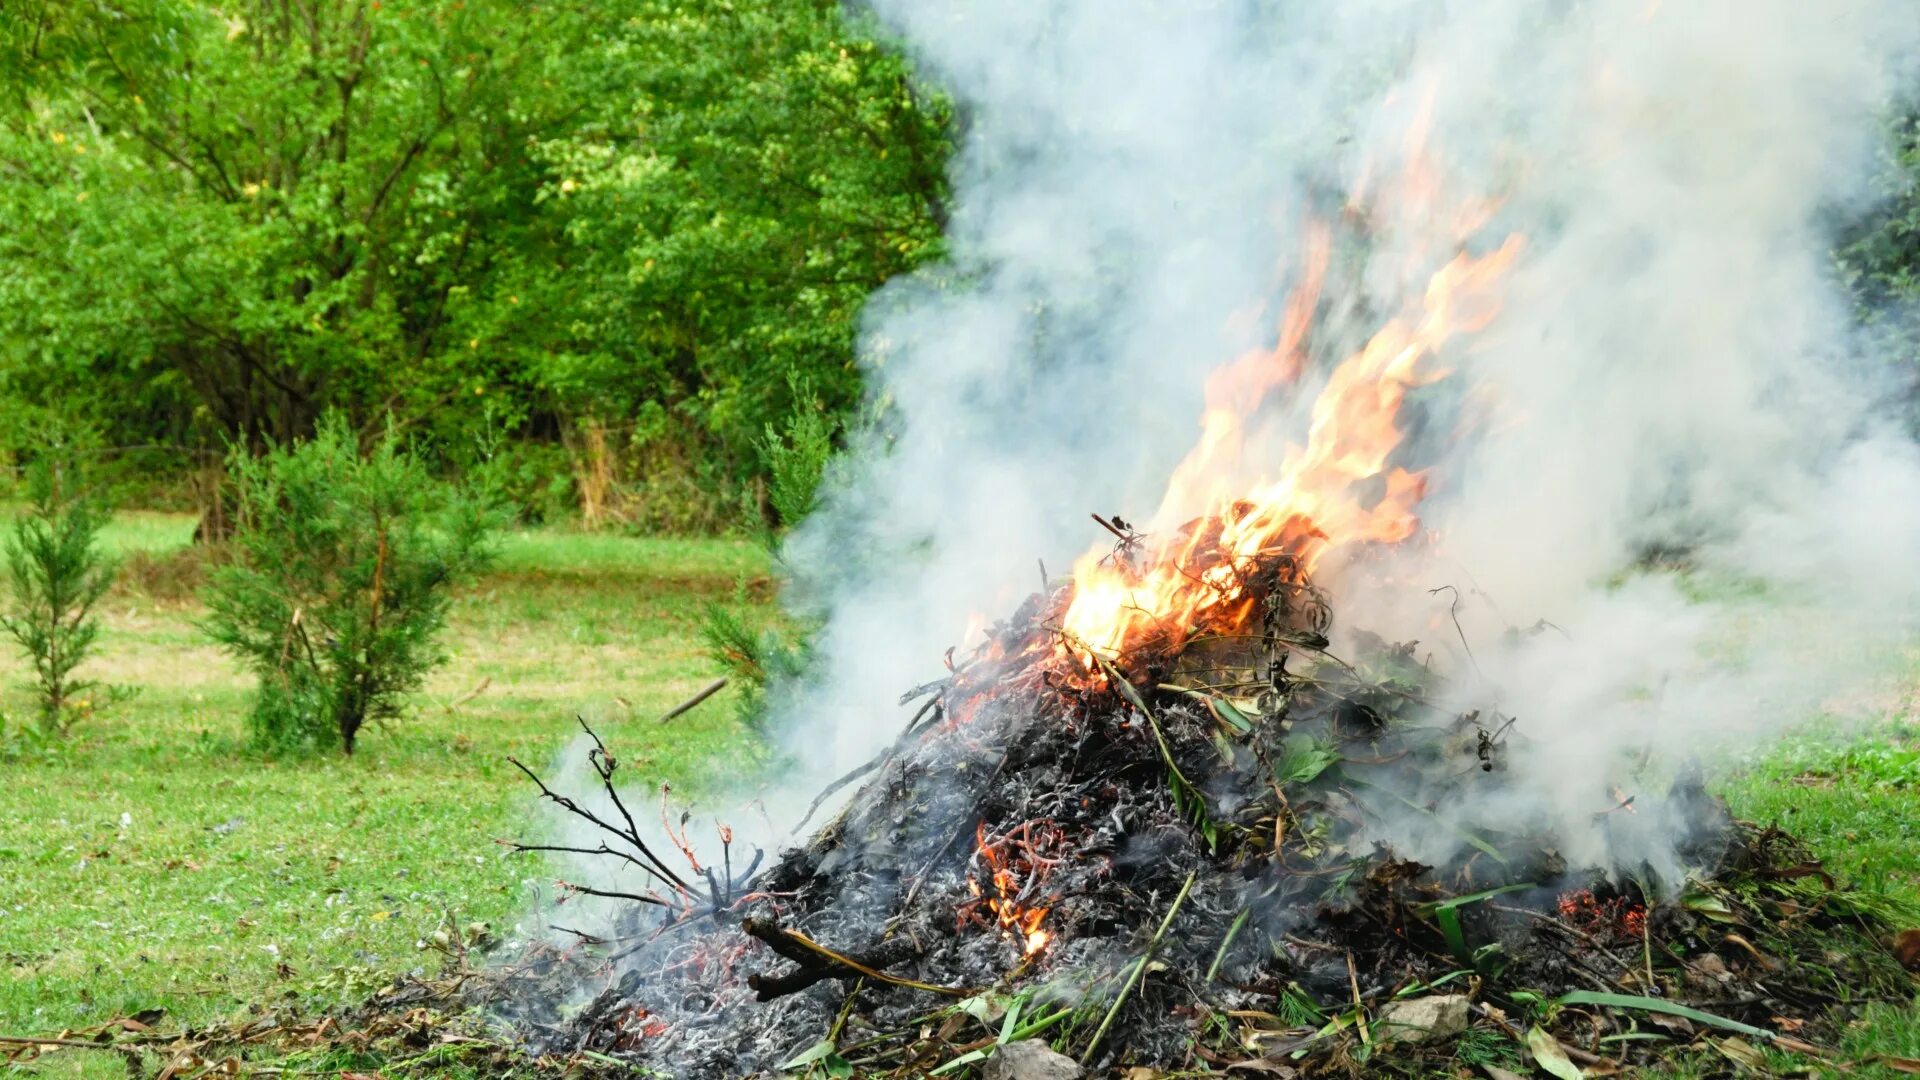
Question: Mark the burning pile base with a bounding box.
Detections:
[472,541,1914,1078]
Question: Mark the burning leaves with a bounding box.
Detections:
[1059,228,1523,667]
[476,536,1907,1078]
[965,820,1069,958]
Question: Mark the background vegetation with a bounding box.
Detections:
[203,416,500,753]
[4,4,1918,531]
[0,0,949,529]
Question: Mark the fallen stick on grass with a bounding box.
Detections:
[658,678,728,724]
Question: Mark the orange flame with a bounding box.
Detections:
[969,822,1057,957]
[1059,228,1524,663]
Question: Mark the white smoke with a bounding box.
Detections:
[771,0,1920,880]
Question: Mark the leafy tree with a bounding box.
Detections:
[508,1,950,480]
[202,415,498,753]
[0,1,552,444]
[2,454,116,736]
[0,0,950,521]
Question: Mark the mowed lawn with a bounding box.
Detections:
[3,513,1919,1073]
[0,513,770,1044]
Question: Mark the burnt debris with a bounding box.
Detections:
[483,542,1911,1078]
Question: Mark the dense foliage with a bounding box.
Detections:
[202,415,498,753]
[0,0,949,525]
[1837,110,1920,403]
[1,454,115,736]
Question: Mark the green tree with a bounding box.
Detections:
[0,1,556,444]
[507,0,950,484]
[2,454,116,736]
[202,415,498,753]
[0,0,949,521]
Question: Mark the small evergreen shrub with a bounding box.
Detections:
[202,416,500,754]
[698,597,811,735]
[759,383,836,531]
[700,383,837,733]
[2,456,116,736]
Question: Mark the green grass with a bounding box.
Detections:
[1611,715,1920,1078]
[3,512,1918,1077]
[0,515,771,1052]
[1720,721,1920,910]
[1714,718,1920,1072]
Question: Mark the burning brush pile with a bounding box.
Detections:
[475,222,1916,1075]
[487,527,1908,1078]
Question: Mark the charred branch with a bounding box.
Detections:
[506,718,699,899]
[740,918,946,1002]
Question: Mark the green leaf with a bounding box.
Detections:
[953,993,1001,1027]
[781,1040,836,1069]
[1103,662,1152,716]
[1008,1007,1072,1042]
[1526,1026,1584,1080]
[1098,657,1201,816]
[1207,909,1252,982]
[1207,694,1254,733]
[1433,904,1468,960]
[1428,882,1539,910]
[1554,991,1777,1041]
[928,1048,989,1076]
[1273,735,1340,786]
[1681,892,1739,923]
[1391,968,1474,998]
[1415,882,1536,963]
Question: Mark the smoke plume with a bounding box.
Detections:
[771,0,1920,878]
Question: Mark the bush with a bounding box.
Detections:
[758,379,837,532]
[698,596,811,736]
[699,385,838,732]
[203,416,500,754]
[2,456,116,736]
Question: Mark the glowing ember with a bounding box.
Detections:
[967,821,1064,958]
[1557,888,1649,940]
[1058,231,1524,665]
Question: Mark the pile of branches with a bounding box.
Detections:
[486,543,1913,1078]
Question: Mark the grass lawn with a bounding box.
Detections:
[2,513,1916,1076]
[0,513,771,1053]
[1711,721,1920,1069]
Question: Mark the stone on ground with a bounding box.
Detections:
[1374,994,1471,1046]
[983,1039,1085,1080]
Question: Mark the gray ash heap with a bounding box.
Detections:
[486,519,1907,1078]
